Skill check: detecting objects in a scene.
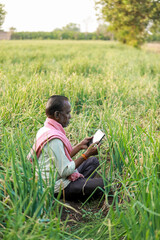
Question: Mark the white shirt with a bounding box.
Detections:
[37,131,75,193]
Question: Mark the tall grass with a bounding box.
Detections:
[0,40,160,239]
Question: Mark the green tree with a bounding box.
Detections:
[9,27,17,33]
[62,23,80,32]
[0,4,6,29]
[96,23,113,40]
[96,0,160,47]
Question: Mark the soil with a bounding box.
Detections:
[59,194,114,225]
[144,43,160,53]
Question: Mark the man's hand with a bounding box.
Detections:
[79,137,93,150]
[84,141,100,158]
[70,136,94,158]
[74,141,100,168]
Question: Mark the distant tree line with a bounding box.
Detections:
[11,23,113,40]
[11,30,160,42]
[146,25,160,42]
[11,31,111,40]
[147,33,160,42]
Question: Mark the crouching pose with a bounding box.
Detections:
[28,95,105,201]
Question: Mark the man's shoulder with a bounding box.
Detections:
[49,138,63,147]
[43,138,64,154]
[36,126,50,139]
[36,126,64,150]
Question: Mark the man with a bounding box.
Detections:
[28,95,105,201]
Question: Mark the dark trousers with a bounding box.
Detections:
[64,157,105,201]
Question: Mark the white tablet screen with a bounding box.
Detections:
[93,129,105,143]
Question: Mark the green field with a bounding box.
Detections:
[0,40,160,239]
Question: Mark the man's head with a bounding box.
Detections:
[46,95,71,127]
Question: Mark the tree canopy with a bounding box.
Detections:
[0,4,6,30]
[96,0,160,47]
[62,23,80,32]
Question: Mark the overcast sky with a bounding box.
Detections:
[1,0,100,32]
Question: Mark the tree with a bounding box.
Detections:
[0,4,6,30]
[62,23,80,32]
[96,23,113,40]
[9,27,17,33]
[96,0,160,47]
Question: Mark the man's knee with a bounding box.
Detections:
[89,157,99,168]
[67,179,85,194]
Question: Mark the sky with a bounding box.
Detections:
[1,0,100,32]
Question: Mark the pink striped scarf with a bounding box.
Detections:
[28,117,84,181]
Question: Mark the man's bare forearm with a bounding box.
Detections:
[70,144,82,157]
[74,155,86,168]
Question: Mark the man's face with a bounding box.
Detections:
[58,100,71,127]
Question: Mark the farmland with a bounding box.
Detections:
[0,40,160,239]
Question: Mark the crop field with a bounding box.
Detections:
[0,40,160,239]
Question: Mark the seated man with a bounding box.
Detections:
[28,95,105,201]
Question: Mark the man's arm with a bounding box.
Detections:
[74,142,99,168]
[70,137,93,157]
[49,139,99,177]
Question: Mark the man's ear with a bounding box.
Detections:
[54,111,60,120]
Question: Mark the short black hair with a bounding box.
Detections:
[46,95,69,117]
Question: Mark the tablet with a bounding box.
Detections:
[92,129,105,144]
[88,129,105,146]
